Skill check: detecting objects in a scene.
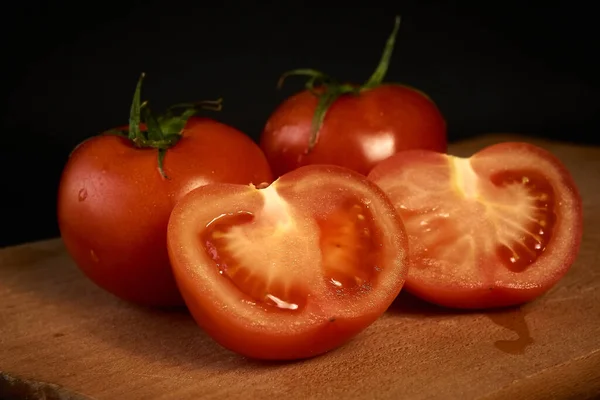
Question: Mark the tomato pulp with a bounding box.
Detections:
[167,165,408,359]
[368,142,583,309]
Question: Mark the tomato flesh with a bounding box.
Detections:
[167,165,408,359]
[368,142,582,309]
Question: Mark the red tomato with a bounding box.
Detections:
[167,165,408,359]
[260,16,446,177]
[368,142,583,309]
[58,75,273,307]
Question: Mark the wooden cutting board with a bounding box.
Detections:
[1,134,599,400]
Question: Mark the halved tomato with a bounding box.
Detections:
[368,142,583,309]
[167,165,408,360]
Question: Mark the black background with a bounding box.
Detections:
[1,1,598,248]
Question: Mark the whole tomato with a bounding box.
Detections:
[57,74,273,307]
[260,16,447,177]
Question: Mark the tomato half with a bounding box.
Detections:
[167,165,408,359]
[368,142,583,309]
[58,117,273,307]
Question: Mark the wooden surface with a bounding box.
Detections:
[1,134,600,400]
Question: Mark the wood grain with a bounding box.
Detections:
[1,134,599,400]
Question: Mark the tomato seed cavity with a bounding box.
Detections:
[318,201,383,294]
[491,172,557,272]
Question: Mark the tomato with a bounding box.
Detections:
[57,75,273,307]
[368,142,583,309]
[167,165,408,359]
[260,16,446,178]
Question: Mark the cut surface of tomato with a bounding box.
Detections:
[368,142,583,309]
[167,165,408,360]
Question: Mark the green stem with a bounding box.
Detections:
[128,73,146,144]
[362,15,401,90]
[117,73,223,179]
[168,98,223,112]
[278,70,359,151]
[278,69,334,93]
[308,90,340,151]
[276,15,402,153]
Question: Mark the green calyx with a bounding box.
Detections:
[277,15,401,153]
[107,73,223,179]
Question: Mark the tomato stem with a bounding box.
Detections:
[112,73,224,179]
[276,16,402,154]
[361,16,401,90]
[278,69,358,151]
[129,73,146,145]
[277,69,334,93]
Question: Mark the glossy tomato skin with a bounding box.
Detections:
[260,84,447,177]
[57,117,273,307]
[167,165,409,359]
[368,142,583,309]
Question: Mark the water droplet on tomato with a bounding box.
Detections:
[90,249,99,263]
[78,188,87,202]
[255,182,271,189]
[265,293,299,310]
[330,278,343,287]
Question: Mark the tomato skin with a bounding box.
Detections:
[167,165,409,359]
[368,142,583,309]
[260,84,447,177]
[57,117,273,307]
